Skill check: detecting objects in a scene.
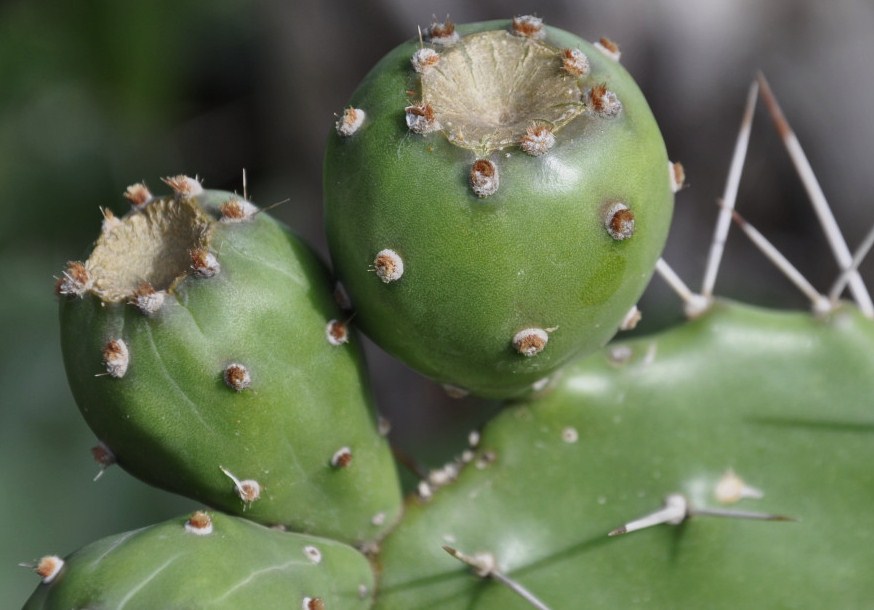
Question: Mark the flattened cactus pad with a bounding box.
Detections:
[57,178,402,543]
[24,511,375,609]
[324,19,674,397]
[375,301,874,609]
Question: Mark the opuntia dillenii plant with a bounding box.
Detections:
[22,16,874,610]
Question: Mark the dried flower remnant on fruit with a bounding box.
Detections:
[336,107,366,137]
[130,282,166,316]
[595,36,621,61]
[103,339,130,378]
[304,545,322,564]
[331,446,353,468]
[520,124,556,156]
[513,328,549,357]
[373,249,404,283]
[33,555,64,584]
[219,197,258,223]
[405,103,440,134]
[56,261,91,297]
[670,161,686,193]
[223,363,251,391]
[469,159,499,197]
[424,19,459,46]
[604,202,635,240]
[162,175,203,198]
[325,319,349,345]
[511,15,545,39]
[588,83,623,118]
[123,182,153,208]
[560,48,590,77]
[184,511,214,535]
[411,47,440,73]
[190,248,220,278]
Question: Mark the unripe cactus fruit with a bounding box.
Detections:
[375,301,874,608]
[56,177,401,543]
[324,18,674,397]
[24,511,375,609]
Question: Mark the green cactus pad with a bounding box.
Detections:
[324,19,674,398]
[375,301,874,608]
[24,510,374,609]
[57,179,401,543]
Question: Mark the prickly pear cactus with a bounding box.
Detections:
[56,177,401,543]
[324,18,676,398]
[23,510,374,609]
[374,301,874,608]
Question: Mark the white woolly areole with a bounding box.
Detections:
[303,545,323,564]
[512,328,549,357]
[511,15,545,39]
[561,48,590,76]
[336,107,366,137]
[35,556,64,584]
[411,48,440,73]
[374,249,404,283]
[103,338,130,378]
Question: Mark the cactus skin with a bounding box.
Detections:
[324,19,674,398]
[58,183,401,543]
[375,301,874,608]
[24,511,374,609]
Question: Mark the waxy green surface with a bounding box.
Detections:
[25,511,374,609]
[59,190,401,543]
[375,301,874,608]
[325,20,674,398]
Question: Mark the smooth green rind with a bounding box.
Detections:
[24,511,374,609]
[60,190,402,543]
[325,20,673,398]
[375,301,874,608]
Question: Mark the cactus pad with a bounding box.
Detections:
[57,179,402,543]
[324,19,674,398]
[375,301,874,608]
[24,511,375,609]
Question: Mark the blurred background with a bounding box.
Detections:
[3,0,873,604]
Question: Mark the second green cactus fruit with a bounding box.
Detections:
[324,17,676,398]
[56,176,401,543]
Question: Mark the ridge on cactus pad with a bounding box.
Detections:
[24,511,374,609]
[56,177,402,543]
[375,301,874,609]
[324,18,675,398]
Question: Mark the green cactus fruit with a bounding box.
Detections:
[24,510,375,609]
[324,17,676,398]
[375,301,874,608]
[56,176,401,543]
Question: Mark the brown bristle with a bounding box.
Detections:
[472,159,495,177]
[223,363,251,391]
[331,447,353,469]
[599,36,620,54]
[55,261,90,296]
[560,48,590,77]
[307,598,326,610]
[429,19,455,38]
[220,199,246,220]
[187,511,212,530]
[511,15,544,38]
[673,162,686,189]
[123,183,152,207]
[590,83,608,111]
[326,320,349,345]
